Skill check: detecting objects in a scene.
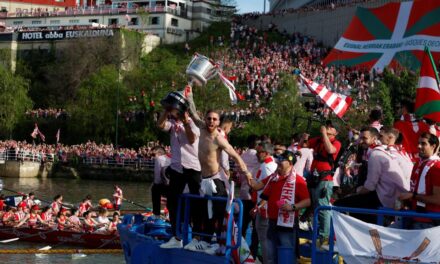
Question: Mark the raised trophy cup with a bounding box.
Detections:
[185,53,218,86]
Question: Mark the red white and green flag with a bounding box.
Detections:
[415,47,440,122]
[324,0,440,71]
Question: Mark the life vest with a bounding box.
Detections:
[14,211,26,222]
[57,215,67,230]
[28,213,38,227]
[83,218,95,233]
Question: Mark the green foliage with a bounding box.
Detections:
[67,65,126,144]
[0,66,32,137]
[381,69,417,117]
[0,49,11,69]
[370,81,394,126]
[230,74,302,145]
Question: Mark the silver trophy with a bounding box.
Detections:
[186,53,218,86]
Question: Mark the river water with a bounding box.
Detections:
[1,177,154,264]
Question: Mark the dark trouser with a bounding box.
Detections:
[333,190,382,223]
[266,220,298,264]
[250,218,259,260]
[242,199,255,238]
[200,178,228,243]
[151,183,169,216]
[166,167,202,237]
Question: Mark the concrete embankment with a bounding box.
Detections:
[52,164,154,182]
[0,161,153,182]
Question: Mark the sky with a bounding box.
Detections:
[236,0,270,14]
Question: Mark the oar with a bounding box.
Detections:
[0,229,58,243]
[97,234,120,249]
[122,198,152,211]
[2,187,74,209]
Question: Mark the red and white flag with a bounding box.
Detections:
[300,74,353,118]
[38,129,45,142]
[56,129,60,143]
[31,123,45,142]
[218,72,244,105]
[31,124,38,139]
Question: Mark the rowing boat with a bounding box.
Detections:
[0,226,120,249]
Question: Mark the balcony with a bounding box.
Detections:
[5,5,187,19]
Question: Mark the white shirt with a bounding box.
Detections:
[163,118,201,173]
[256,156,277,203]
[240,148,260,200]
[153,155,171,184]
[293,148,313,178]
[97,216,110,224]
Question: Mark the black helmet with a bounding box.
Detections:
[160,91,189,114]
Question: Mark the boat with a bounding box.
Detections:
[0,226,120,249]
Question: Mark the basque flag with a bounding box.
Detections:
[415,47,440,122]
[300,75,353,119]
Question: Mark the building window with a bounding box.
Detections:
[129,17,138,26]
[150,16,159,25]
[50,20,60,25]
[69,19,79,24]
[1,7,7,12]
[108,18,118,25]
[171,18,178,27]
[206,8,211,14]
[13,21,23,25]
[32,20,42,25]
[89,19,99,23]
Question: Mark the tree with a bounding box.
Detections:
[231,74,303,145]
[0,66,32,138]
[67,65,127,144]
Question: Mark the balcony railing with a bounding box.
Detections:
[5,6,187,19]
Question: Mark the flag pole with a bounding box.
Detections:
[426,46,440,85]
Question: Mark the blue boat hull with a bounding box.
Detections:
[118,215,229,264]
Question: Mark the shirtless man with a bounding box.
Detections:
[184,108,252,253]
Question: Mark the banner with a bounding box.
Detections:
[332,211,440,263]
[323,0,440,71]
[18,29,114,42]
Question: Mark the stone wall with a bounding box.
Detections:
[247,0,404,47]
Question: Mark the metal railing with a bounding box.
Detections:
[311,206,440,264]
[0,150,55,163]
[176,194,244,264]
[80,156,155,170]
[7,6,187,18]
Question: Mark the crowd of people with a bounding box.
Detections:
[0,186,124,235]
[152,87,440,263]
[144,13,440,263]
[0,140,169,166]
[25,108,68,120]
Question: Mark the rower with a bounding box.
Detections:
[0,194,4,211]
[57,208,69,231]
[24,192,36,209]
[68,208,82,232]
[15,205,46,229]
[40,206,55,227]
[113,185,123,211]
[79,195,93,216]
[14,203,27,223]
[51,194,63,216]
[2,206,14,226]
[107,212,121,235]
[83,211,98,233]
